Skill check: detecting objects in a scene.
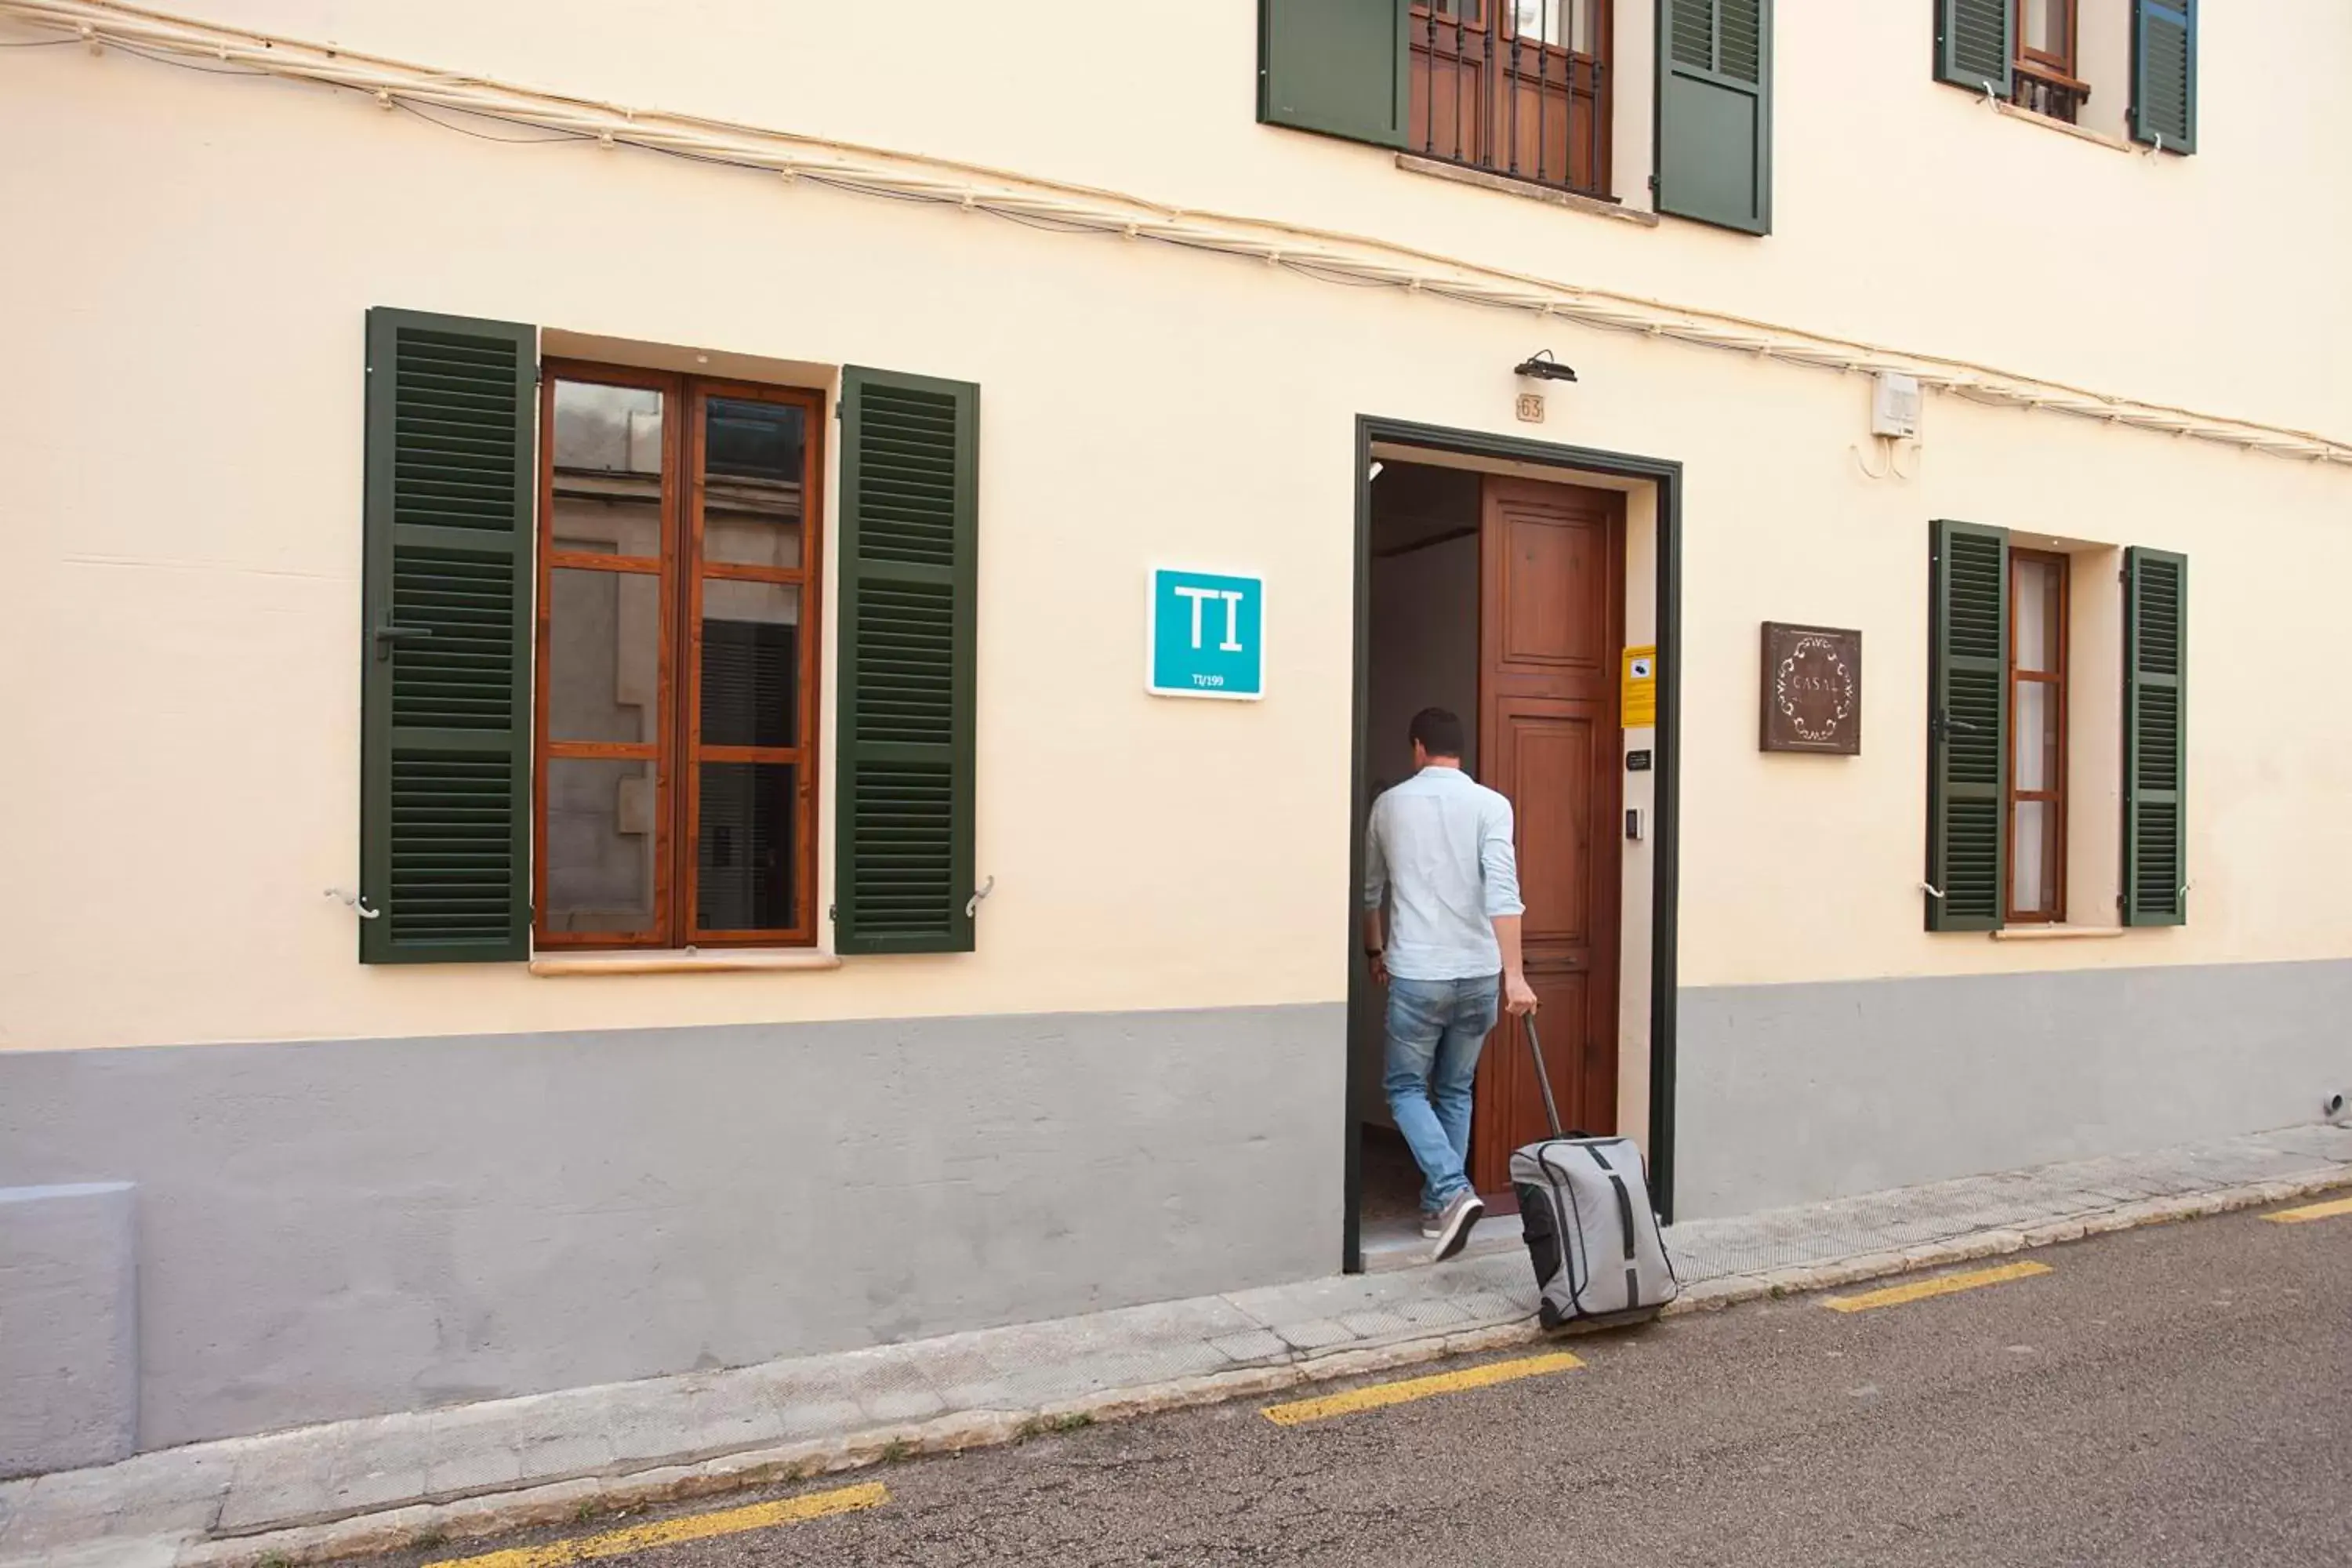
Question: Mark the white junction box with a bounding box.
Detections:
[1871,371,1922,439]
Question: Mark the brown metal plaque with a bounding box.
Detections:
[1761,622,1861,755]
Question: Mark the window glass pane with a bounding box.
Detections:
[1507,0,1586,47]
[548,568,661,743]
[702,397,806,569]
[545,759,659,934]
[2015,680,2056,791]
[2023,0,2067,57]
[2011,799,2054,916]
[2014,557,2060,673]
[551,381,664,558]
[700,582,800,748]
[697,763,795,931]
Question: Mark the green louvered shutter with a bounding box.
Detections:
[1934,0,2013,96]
[1258,0,1411,148]
[835,368,978,955]
[2122,549,2187,926]
[1926,520,2009,931]
[2131,0,2197,154]
[1655,0,1773,234]
[359,309,536,963]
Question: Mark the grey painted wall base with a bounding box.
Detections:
[0,1183,136,1477]
[1676,958,2352,1219]
[0,1004,1343,1454]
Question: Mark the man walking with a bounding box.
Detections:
[1363,707,1537,1262]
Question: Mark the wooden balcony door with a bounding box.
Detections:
[1408,0,1610,196]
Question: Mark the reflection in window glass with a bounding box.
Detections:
[548,568,661,744]
[701,582,800,748]
[544,758,659,934]
[2011,799,2053,913]
[2022,0,2068,58]
[702,398,805,569]
[1509,0,1590,49]
[698,763,794,931]
[2016,681,2055,790]
[551,381,663,558]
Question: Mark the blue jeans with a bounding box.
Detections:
[1382,975,1500,1212]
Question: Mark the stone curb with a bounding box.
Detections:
[6,1162,2342,1568]
[119,1165,2349,1568]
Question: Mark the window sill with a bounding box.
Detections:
[1989,925,2128,942]
[1395,154,1660,228]
[1992,100,2136,155]
[528,949,843,976]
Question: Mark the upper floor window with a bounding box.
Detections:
[1258,0,1776,234]
[1934,0,2196,153]
[2014,0,2085,121]
[1409,0,1612,199]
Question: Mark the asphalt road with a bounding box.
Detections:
[395,1196,2352,1567]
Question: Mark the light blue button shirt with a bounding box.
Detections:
[1363,766,1525,982]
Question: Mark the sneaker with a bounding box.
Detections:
[1428,1189,1486,1263]
[1419,1210,1444,1240]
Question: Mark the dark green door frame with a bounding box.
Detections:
[1345,417,1685,1272]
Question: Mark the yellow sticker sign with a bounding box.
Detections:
[1622,644,1657,728]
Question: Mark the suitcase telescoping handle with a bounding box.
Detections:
[1524,1014,1566,1142]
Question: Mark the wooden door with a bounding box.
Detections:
[1468,476,1623,1196]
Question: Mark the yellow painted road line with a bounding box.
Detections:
[2265,1194,2352,1225]
[1822,1260,2053,1314]
[422,1483,890,1568]
[1261,1351,1585,1426]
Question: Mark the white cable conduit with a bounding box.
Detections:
[7,0,2350,468]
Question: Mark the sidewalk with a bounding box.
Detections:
[5,1123,2347,1568]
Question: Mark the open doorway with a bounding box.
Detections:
[1352,453,1629,1265]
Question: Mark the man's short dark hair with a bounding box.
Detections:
[1410,707,1465,760]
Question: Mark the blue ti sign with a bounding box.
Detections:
[1149,568,1264,700]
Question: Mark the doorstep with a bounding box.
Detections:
[5,1123,2347,1568]
[1359,1210,1526,1273]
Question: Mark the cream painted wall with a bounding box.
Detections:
[45,0,2351,435]
[2,26,2350,1052]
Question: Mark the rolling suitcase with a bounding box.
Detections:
[1509,1017,1679,1329]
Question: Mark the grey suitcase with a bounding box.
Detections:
[1509,1018,1679,1328]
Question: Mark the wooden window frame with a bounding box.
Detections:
[2005,548,2069,925]
[533,361,825,952]
[2013,0,2090,114]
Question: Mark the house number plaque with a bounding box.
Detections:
[1760,622,1861,755]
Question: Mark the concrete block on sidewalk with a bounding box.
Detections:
[0,1447,232,1554]
[1269,1317,1357,1352]
[1207,1330,1290,1365]
[856,1385,948,1426]
[0,1185,137,1480]
[216,1429,353,1534]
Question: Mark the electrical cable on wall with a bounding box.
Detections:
[5,0,2349,468]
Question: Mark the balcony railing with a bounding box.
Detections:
[2012,59,2090,125]
[1410,1,1610,201]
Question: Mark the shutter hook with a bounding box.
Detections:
[965,875,996,919]
[1982,80,1998,110]
[326,887,382,920]
[1921,882,1946,900]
